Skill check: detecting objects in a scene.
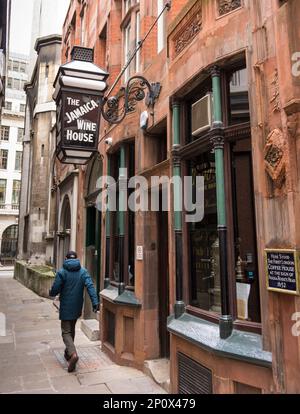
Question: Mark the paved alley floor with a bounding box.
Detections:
[0,272,166,395]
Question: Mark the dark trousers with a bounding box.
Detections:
[61,320,77,356]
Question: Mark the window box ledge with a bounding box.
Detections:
[167,313,272,368]
[100,285,141,307]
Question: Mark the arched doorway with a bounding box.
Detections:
[58,196,71,267]
[1,225,18,265]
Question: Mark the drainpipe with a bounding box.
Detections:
[118,145,126,295]
[211,66,233,339]
[104,156,111,289]
[172,101,185,319]
[71,171,79,252]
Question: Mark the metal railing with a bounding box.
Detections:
[0,204,19,211]
[0,238,17,266]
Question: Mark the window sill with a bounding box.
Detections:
[100,284,141,307]
[186,305,262,334]
[167,313,272,368]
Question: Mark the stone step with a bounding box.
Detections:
[144,358,170,393]
[81,319,100,341]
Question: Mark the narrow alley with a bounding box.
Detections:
[0,270,165,395]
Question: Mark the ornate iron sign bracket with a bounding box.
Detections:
[101,75,161,125]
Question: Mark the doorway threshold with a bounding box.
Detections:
[144,358,170,393]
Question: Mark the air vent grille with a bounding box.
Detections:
[71,46,94,63]
[178,352,213,394]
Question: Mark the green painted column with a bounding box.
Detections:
[172,101,185,319]
[211,66,233,339]
[104,156,111,288]
[118,145,126,295]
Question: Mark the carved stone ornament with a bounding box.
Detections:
[219,0,242,16]
[174,13,202,56]
[270,69,281,113]
[169,1,202,60]
[264,129,287,188]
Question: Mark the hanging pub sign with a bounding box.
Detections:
[265,249,300,295]
[56,91,102,165]
[53,46,109,165]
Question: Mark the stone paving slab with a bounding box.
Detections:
[0,273,166,395]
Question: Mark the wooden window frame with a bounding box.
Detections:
[181,63,262,334]
[109,142,135,290]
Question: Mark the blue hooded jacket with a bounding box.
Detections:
[49,259,99,321]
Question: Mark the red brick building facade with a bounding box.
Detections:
[55,0,300,393]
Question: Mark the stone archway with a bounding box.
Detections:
[1,225,18,265]
[58,195,71,267]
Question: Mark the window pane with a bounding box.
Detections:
[20,104,25,112]
[13,61,19,72]
[17,128,24,142]
[20,62,26,73]
[157,0,165,53]
[12,78,20,90]
[0,179,7,205]
[15,152,22,171]
[7,78,12,88]
[0,126,10,141]
[231,138,261,323]
[229,68,250,125]
[124,23,131,82]
[12,181,21,205]
[5,101,12,110]
[189,151,220,313]
[135,11,140,73]
[0,150,8,169]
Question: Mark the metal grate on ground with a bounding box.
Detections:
[53,346,113,372]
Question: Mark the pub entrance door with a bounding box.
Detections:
[84,206,101,319]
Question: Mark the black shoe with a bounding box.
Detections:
[64,350,71,361]
[68,352,79,373]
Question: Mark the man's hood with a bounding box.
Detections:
[63,259,81,272]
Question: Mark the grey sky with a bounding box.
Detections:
[10,0,34,56]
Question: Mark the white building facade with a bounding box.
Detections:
[0,52,28,264]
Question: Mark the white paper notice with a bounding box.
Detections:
[236,283,251,320]
[136,246,144,261]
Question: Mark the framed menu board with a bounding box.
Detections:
[265,249,300,295]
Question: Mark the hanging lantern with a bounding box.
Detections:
[53,46,109,165]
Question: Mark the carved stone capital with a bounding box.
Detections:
[211,129,225,149]
[210,65,221,78]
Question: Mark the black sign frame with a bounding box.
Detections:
[55,88,103,163]
[265,249,300,295]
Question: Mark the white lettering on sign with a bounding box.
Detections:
[77,119,97,131]
[66,100,99,124]
[66,130,94,143]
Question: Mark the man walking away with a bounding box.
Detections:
[49,251,99,373]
